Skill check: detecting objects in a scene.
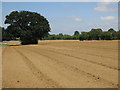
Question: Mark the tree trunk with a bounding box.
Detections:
[21,38,38,45]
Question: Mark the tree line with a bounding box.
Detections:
[43,28,120,40]
[1,27,120,42]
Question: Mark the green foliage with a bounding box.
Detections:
[74,31,79,36]
[108,28,117,40]
[43,34,71,40]
[118,30,120,40]
[4,10,50,44]
[89,28,102,40]
[1,27,13,41]
[79,32,89,41]
[43,28,119,40]
[59,33,63,36]
[0,27,2,42]
[101,31,112,40]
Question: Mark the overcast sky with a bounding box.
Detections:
[1,2,118,35]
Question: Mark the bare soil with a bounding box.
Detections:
[2,40,118,88]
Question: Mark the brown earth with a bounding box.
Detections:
[2,40,119,88]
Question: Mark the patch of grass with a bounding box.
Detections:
[0,44,21,47]
[0,44,10,46]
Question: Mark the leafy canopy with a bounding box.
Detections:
[5,11,50,44]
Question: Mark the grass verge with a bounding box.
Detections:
[0,44,20,47]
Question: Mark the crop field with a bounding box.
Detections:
[2,40,118,88]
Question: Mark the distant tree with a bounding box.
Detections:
[40,28,119,40]
[108,28,115,32]
[108,28,117,40]
[89,28,102,40]
[79,32,89,41]
[74,31,79,36]
[5,11,50,45]
[59,33,63,36]
[117,30,120,40]
[58,33,64,39]
[72,35,79,40]
[63,34,72,40]
[101,31,112,40]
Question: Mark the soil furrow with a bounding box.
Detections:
[23,46,118,87]
[14,47,62,88]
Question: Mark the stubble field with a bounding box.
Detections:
[2,40,119,88]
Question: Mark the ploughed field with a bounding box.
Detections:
[2,40,118,88]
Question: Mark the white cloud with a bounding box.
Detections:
[94,2,117,12]
[68,16,82,22]
[74,17,82,22]
[100,16,116,21]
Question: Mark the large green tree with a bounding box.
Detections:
[5,11,50,45]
